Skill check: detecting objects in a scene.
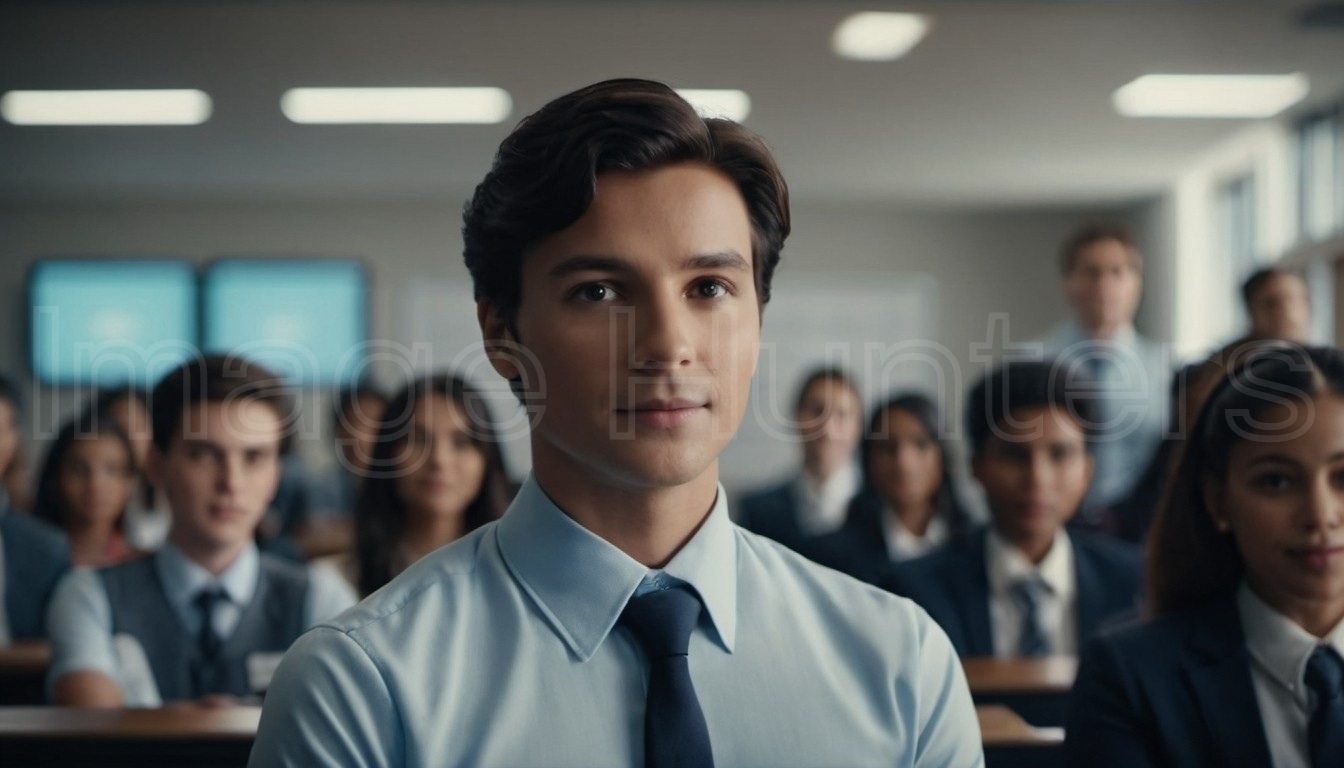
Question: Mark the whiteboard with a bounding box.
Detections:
[399,272,938,492]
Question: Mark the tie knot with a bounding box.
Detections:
[1012,576,1049,608]
[1307,646,1344,702]
[194,587,227,613]
[620,587,702,659]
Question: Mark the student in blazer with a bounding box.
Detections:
[886,360,1142,658]
[736,367,864,552]
[1067,345,1344,768]
[1,510,69,643]
[805,393,972,585]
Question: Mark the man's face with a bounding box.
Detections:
[148,399,284,556]
[973,405,1094,547]
[1250,273,1311,343]
[1064,239,1142,334]
[795,378,863,474]
[483,163,759,493]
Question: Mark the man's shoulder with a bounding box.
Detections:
[735,525,936,636]
[1069,530,1144,572]
[314,524,494,637]
[1,512,67,556]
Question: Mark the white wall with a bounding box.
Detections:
[0,198,1141,492]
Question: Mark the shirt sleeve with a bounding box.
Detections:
[911,607,986,768]
[44,568,121,696]
[303,563,359,627]
[248,626,402,768]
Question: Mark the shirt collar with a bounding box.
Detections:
[1238,581,1344,708]
[496,473,738,662]
[985,527,1075,600]
[154,539,260,612]
[1061,320,1138,349]
[881,510,947,561]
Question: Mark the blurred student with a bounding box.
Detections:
[1043,225,1170,525]
[887,361,1143,657]
[95,387,170,552]
[806,393,971,584]
[251,79,982,767]
[1243,267,1311,344]
[1067,346,1344,768]
[33,412,139,568]
[319,373,509,596]
[45,356,356,707]
[737,367,863,551]
[0,375,31,513]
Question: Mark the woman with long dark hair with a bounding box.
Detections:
[33,410,139,568]
[331,373,511,597]
[1067,345,1344,768]
[805,393,969,585]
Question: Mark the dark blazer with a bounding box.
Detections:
[735,481,810,553]
[884,527,1143,657]
[1065,595,1273,768]
[1,512,71,640]
[802,488,965,586]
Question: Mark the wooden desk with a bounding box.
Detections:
[978,704,1066,768]
[963,656,1078,696]
[0,642,50,705]
[0,706,258,767]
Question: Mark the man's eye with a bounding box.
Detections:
[695,280,729,299]
[575,283,615,302]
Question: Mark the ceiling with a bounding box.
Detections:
[2,0,1343,206]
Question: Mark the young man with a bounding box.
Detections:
[1242,266,1311,344]
[736,366,863,552]
[1042,225,1170,526]
[886,360,1143,659]
[45,356,356,707]
[250,79,982,767]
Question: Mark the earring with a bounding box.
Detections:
[1214,519,1229,533]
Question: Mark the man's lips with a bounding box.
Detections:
[1287,543,1344,570]
[617,398,709,428]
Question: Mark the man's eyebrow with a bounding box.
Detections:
[546,250,751,280]
[683,250,750,272]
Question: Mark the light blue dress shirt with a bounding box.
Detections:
[1042,322,1172,515]
[249,474,984,767]
[46,541,357,706]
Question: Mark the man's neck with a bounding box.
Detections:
[533,454,720,569]
[802,455,845,488]
[1082,320,1133,343]
[168,531,248,578]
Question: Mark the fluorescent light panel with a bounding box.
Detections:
[280,87,512,124]
[676,89,751,122]
[0,89,211,126]
[1113,74,1309,118]
[832,12,930,62]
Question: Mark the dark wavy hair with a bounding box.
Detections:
[965,359,1100,458]
[33,409,138,533]
[354,373,511,596]
[462,78,790,331]
[845,393,970,537]
[1147,344,1344,615]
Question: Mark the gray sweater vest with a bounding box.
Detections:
[97,553,309,701]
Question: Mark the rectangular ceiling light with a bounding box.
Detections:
[1113,74,1309,118]
[832,12,930,62]
[0,89,211,126]
[676,89,751,122]
[280,87,512,124]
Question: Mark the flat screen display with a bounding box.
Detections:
[202,259,367,385]
[30,259,198,386]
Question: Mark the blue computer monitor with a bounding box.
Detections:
[29,259,199,387]
[202,259,368,385]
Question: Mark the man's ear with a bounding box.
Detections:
[1082,452,1096,491]
[478,299,521,380]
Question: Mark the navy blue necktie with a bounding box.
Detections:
[1305,645,1344,768]
[194,587,227,661]
[620,587,714,768]
[1012,577,1052,657]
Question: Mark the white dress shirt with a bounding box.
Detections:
[792,462,860,537]
[249,473,985,768]
[985,529,1077,658]
[1238,581,1344,768]
[882,511,949,562]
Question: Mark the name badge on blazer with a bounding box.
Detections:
[246,652,286,694]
